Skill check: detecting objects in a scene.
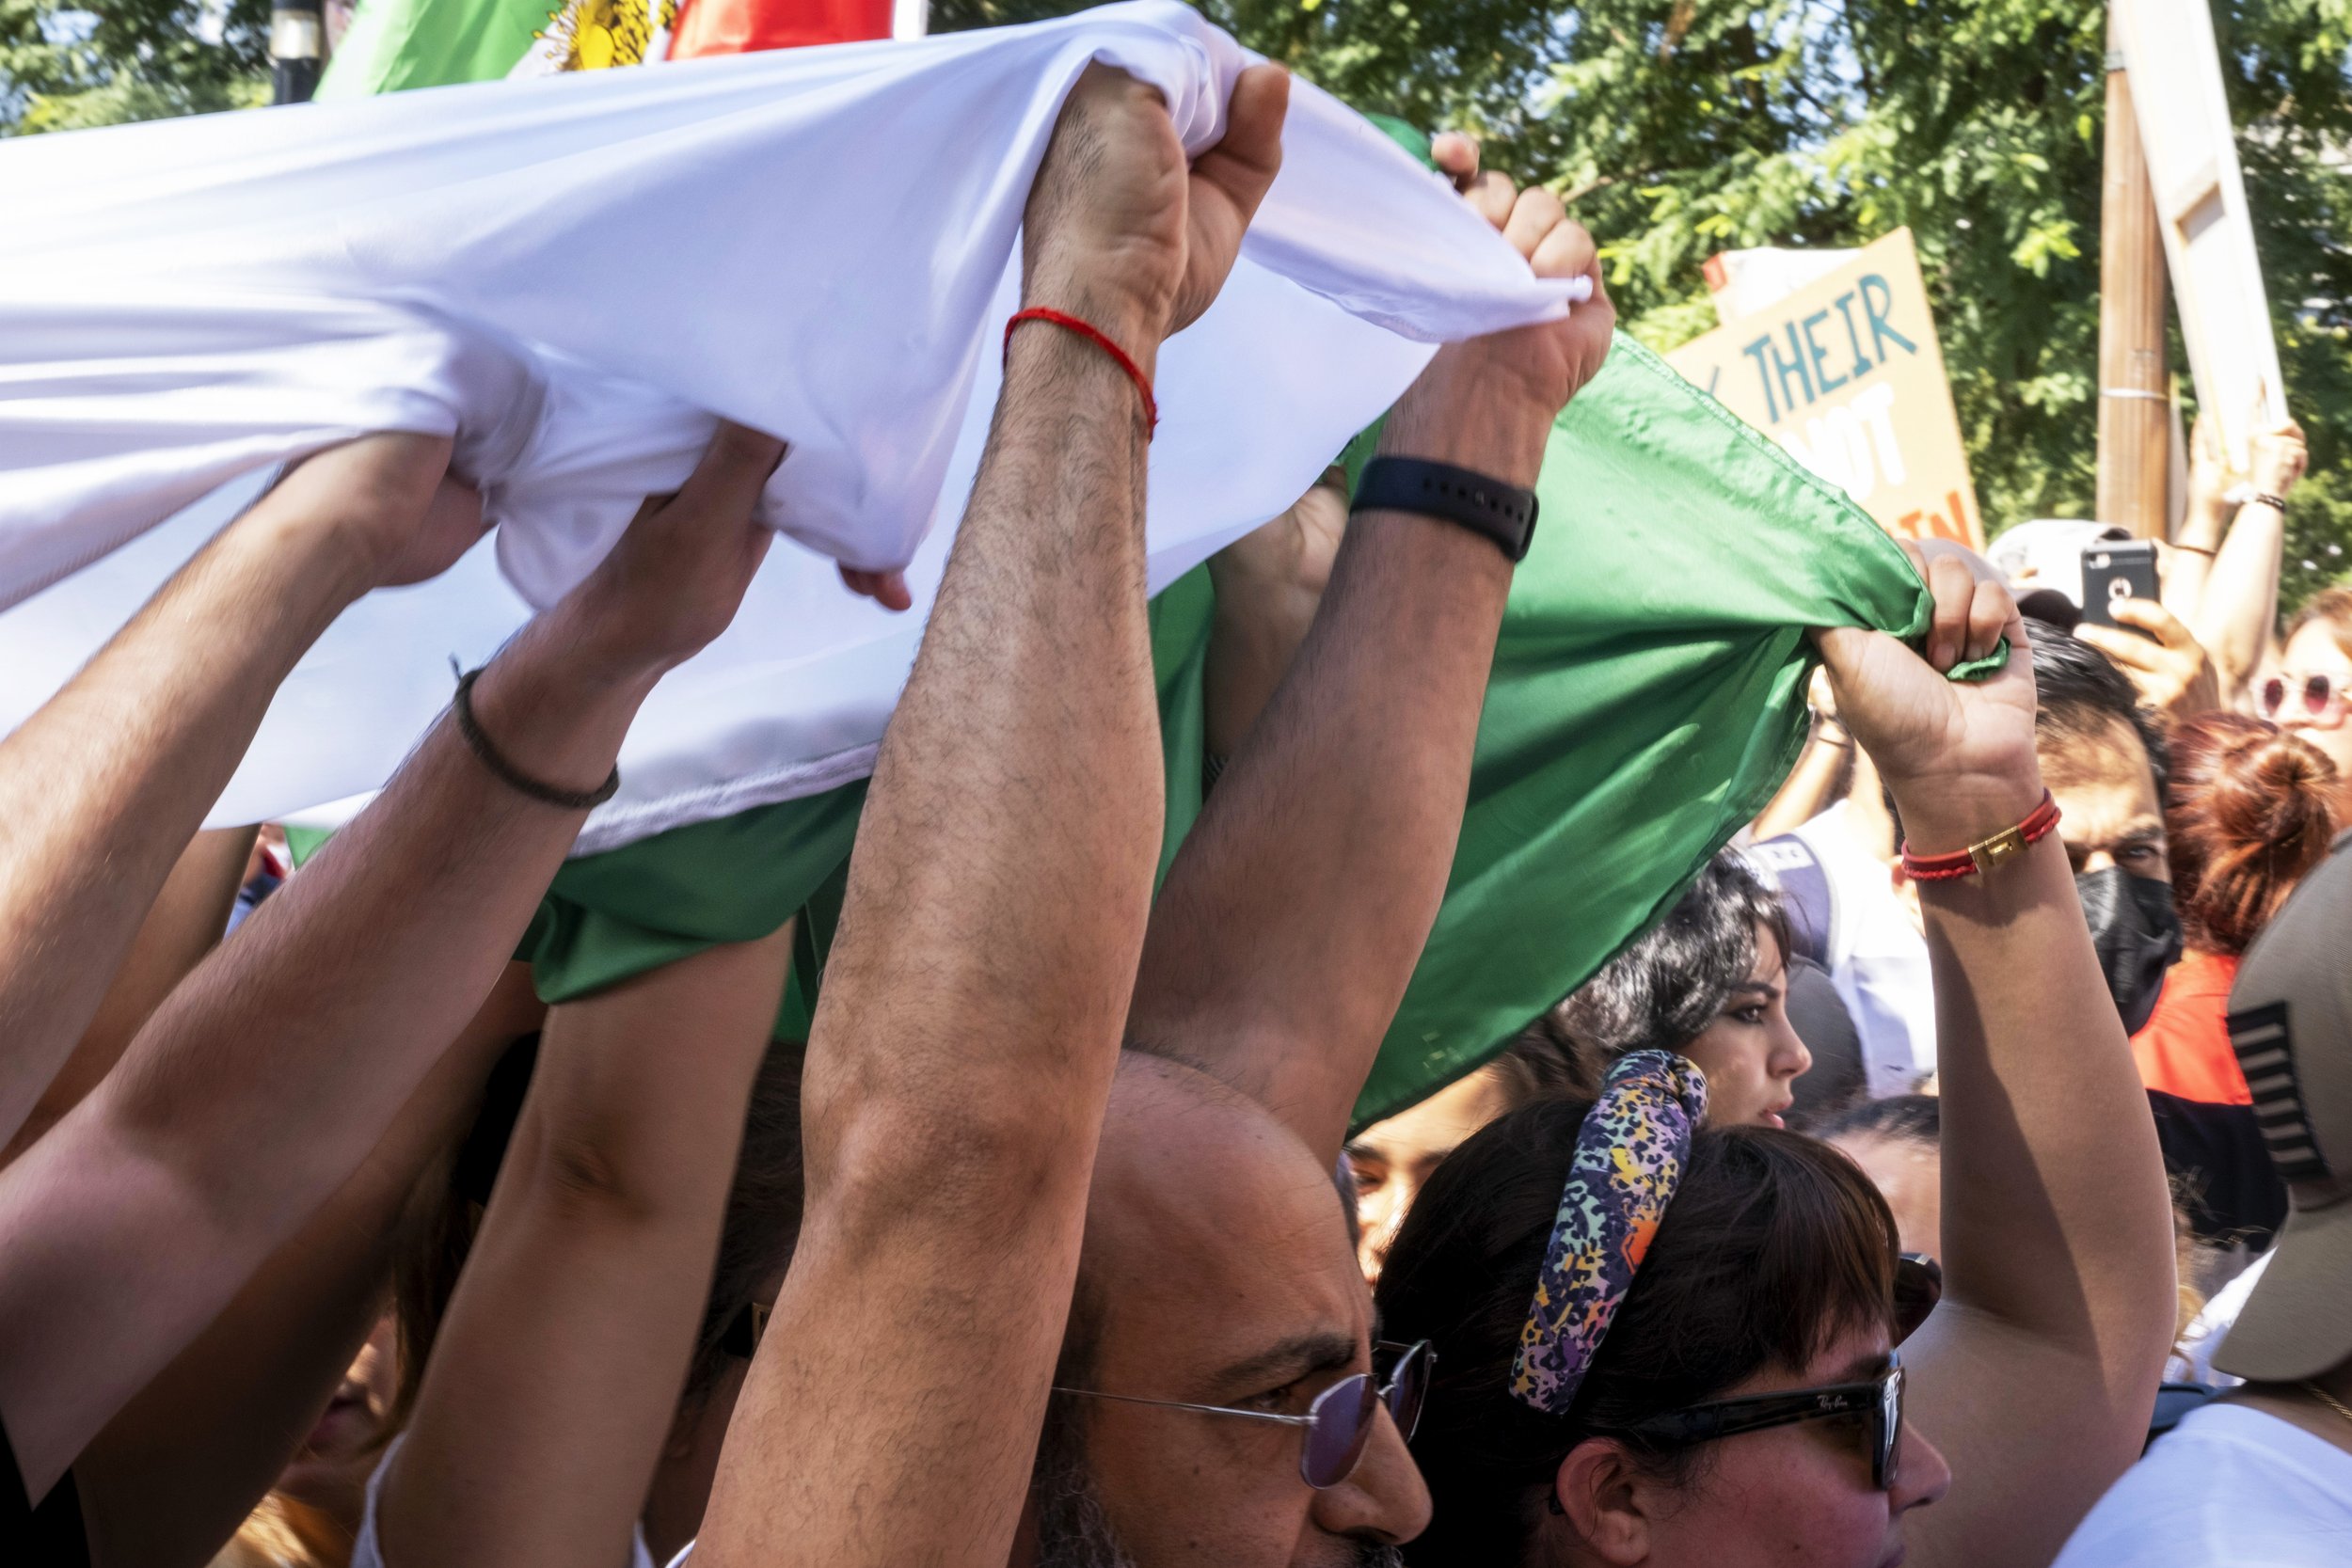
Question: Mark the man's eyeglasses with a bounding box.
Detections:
[1614,1353,1908,1491]
[1053,1338,1434,1490]
[2261,672,2346,721]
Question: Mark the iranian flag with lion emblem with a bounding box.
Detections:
[318,0,912,95]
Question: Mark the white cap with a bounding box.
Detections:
[1985,518,2133,608]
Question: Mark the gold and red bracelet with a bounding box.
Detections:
[1899,791,2062,882]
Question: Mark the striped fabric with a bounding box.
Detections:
[2229,1000,2331,1183]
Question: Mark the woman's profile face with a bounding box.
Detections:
[1677,925,1809,1129]
[1557,1323,1949,1568]
[278,1313,399,1511]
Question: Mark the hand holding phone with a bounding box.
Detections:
[2080,541,2160,630]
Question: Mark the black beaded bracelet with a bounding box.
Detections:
[451,667,620,811]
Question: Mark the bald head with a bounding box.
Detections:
[1029,1053,1428,1566]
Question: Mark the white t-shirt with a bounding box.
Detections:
[2053,1402,2352,1567]
[350,1433,666,1568]
[1780,800,1938,1095]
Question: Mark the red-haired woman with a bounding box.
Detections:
[2136,714,2340,1102]
[2135,714,2339,1247]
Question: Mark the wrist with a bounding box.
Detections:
[1017,271,1163,376]
[220,498,381,622]
[249,432,461,600]
[1380,353,1553,488]
[1886,768,2049,859]
[2179,506,2229,547]
[465,631,656,800]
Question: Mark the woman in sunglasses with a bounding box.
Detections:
[2264,587,2352,815]
[1376,547,2184,1568]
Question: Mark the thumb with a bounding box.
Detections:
[668,421,787,534]
[1808,624,1887,696]
[1192,64,1289,230]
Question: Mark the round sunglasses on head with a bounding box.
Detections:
[1053,1338,1434,1490]
[2261,671,2345,720]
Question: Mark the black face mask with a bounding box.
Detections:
[2076,868,2184,1034]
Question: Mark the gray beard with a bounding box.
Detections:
[1031,1456,1402,1568]
[1031,1419,1139,1568]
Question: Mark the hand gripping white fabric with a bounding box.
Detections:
[0,0,1581,849]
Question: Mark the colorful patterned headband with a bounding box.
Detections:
[1510,1050,1708,1415]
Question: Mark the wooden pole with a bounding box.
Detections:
[2097,9,2169,537]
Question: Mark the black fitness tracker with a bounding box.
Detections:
[1351,456,1540,562]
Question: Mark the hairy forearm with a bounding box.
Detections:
[1126,373,1525,1159]
[0,500,372,1142]
[2191,499,2282,693]
[1903,785,2174,1360]
[0,627,654,1496]
[804,317,1163,1183]
[699,298,1165,1568]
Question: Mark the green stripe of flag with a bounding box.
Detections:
[316,0,552,100]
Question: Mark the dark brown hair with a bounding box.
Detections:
[1375,1099,1900,1565]
[2163,714,2340,956]
[1527,851,1792,1099]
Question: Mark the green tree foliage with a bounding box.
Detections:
[2,1,271,135]
[943,0,2352,600]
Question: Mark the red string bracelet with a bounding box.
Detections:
[1004,308,1157,437]
[1899,791,2062,882]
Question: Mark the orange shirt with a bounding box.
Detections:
[2131,950,2249,1104]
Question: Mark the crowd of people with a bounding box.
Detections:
[4,59,2350,1568]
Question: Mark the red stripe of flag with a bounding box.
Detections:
[668,0,898,56]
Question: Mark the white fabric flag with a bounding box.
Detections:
[0,0,1576,851]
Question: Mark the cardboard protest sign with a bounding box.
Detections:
[2115,0,2286,472]
[1667,229,1983,548]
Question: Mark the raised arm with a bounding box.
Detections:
[2160,416,2231,627]
[375,932,791,1568]
[1816,550,2178,1568]
[71,965,544,1568]
[692,65,1287,1568]
[2191,420,2305,705]
[0,423,784,1503]
[0,436,483,1146]
[1124,173,1614,1162]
